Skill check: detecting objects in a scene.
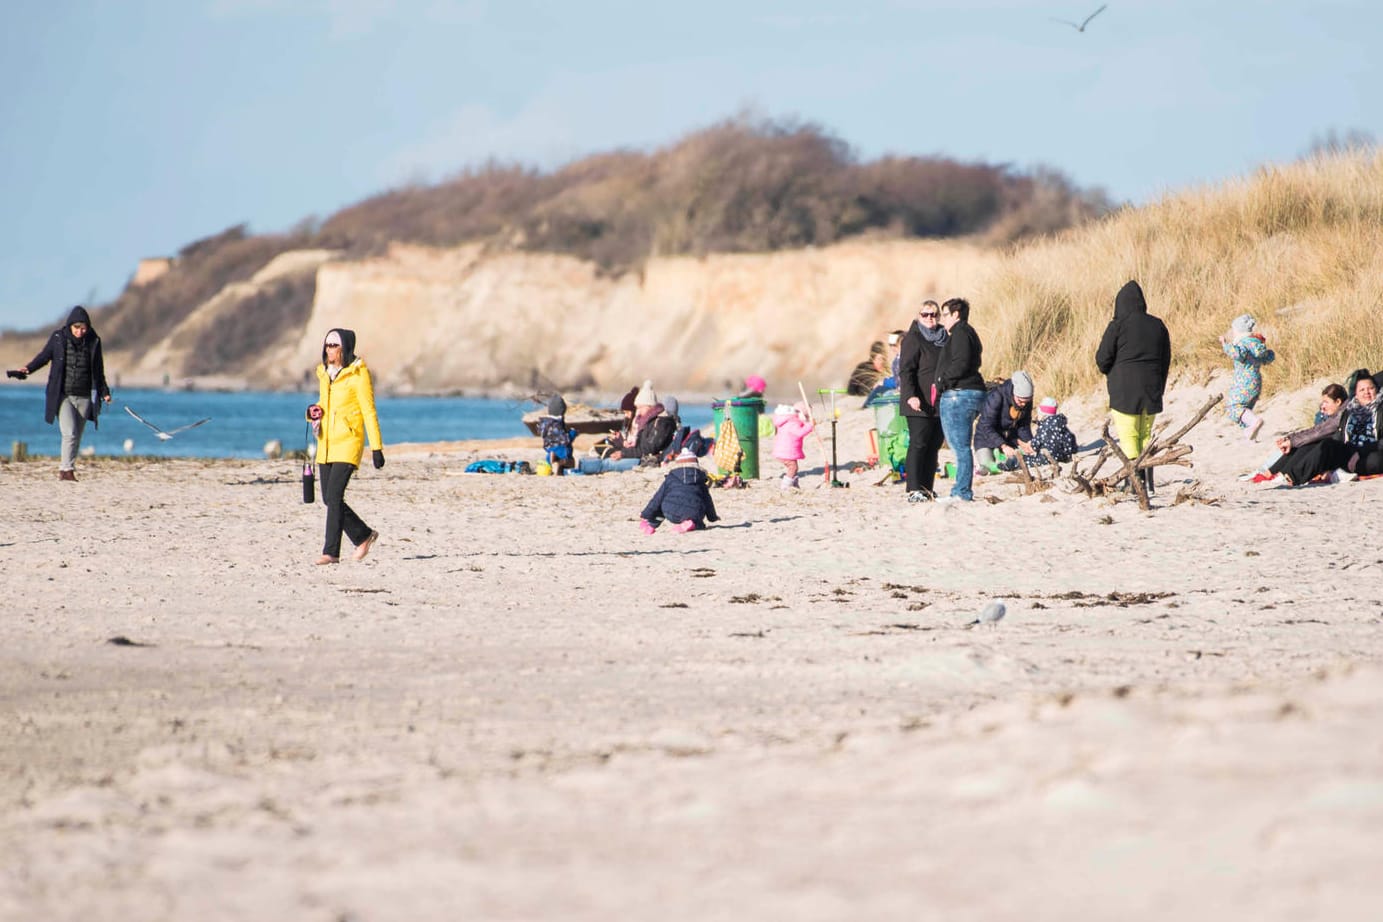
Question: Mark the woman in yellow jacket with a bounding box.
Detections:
[308,328,385,564]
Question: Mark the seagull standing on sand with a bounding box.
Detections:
[124,405,211,440]
[1051,3,1107,32]
[966,600,1008,629]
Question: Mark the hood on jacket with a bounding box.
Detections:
[67,305,91,327]
[669,465,709,486]
[1113,281,1147,321]
[322,328,358,367]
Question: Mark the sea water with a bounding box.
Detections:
[0,386,714,460]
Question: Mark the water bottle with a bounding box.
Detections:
[302,459,315,504]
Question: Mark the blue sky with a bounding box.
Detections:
[2,0,1378,332]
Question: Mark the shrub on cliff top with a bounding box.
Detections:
[319,114,1110,273]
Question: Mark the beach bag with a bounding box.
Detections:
[712,417,742,476]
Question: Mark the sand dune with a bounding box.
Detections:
[2,378,1381,921]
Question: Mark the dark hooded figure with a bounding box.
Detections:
[15,305,112,481]
[1095,280,1171,492]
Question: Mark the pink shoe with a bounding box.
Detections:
[639,519,656,536]
[672,519,697,533]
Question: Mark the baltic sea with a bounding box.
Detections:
[0,386,714,459]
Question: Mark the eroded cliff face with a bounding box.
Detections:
[288,238,997,397]
[2,238,996,398]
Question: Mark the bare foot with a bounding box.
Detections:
[315,555,340,565]
[353,531,380,561]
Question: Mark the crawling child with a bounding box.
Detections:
[639,449,720,534]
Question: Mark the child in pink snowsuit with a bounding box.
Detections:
[771,403,815,489]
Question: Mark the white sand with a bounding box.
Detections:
[2,376,1381,921]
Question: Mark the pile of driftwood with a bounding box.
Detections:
[1002,395,1223,511]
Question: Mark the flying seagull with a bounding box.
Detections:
[966,600,1008,629]
[1051,3,1107,32]
[125,405,211,440]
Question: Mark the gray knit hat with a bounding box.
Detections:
[547,394,566,416]
[1231,314,1256,334]
[1011,370,1034,399]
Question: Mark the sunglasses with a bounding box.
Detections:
[919,312,938,319]
[325,342,342,348]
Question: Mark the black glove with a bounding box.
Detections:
[372,449,385,469]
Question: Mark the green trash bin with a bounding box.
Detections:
[727,397,764,479]
[711,400,727,440]
[870,390,908,474]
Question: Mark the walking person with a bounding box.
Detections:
[1095,280,1171,494]
[12,306,112,481]
[307,328,384,565]
[898,299,947,502]
[1220,313,1274,440]
[934,298,986,502]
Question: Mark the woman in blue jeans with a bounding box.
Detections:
[934,298,986,501]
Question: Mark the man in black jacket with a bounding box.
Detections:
[16,306,112,481]
[1095,280,1171,493]
[934,297,987,502]
[898,300,947,501]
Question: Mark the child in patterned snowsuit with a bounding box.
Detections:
[1221,314,1275,440]
[1025,397,1079,464]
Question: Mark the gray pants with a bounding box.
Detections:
[58,396,91,471]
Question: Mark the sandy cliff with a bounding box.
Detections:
[288,238,996,398]
[2,238,996,398]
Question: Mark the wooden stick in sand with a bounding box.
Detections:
[799,381,831,486]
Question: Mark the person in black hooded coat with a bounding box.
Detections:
[1095,280,1171,492]
[15,305,112,481]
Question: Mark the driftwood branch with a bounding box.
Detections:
[1068,395,1223,510]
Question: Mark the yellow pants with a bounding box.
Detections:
[1110,409,1156,460]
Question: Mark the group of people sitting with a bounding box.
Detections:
[535,379,709,477]
[1256,368,1383,485]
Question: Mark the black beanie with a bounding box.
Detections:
[67,305,91,326]
[547,394,566,417]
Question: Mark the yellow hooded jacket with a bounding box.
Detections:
[316,355,383,466]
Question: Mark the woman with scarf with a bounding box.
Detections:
[898,299,947,502]
[14,306,112,481]
[306,328,384,565]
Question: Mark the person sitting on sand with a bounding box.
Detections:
[639,448,720,534]
[847,341,889,396]
[599,382,661,459]
[635,395,681,464]
[1244,383,1347,483]
[974,370,1034,475]
[1266,372,1383,485]
[537,394,576,475]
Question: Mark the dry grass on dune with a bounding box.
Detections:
[973,150,1383,399]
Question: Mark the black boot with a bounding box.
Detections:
[1142,468,1155,496]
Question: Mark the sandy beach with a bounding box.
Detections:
[3,375,1382,921]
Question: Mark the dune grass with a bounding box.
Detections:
[973,150,1383,400]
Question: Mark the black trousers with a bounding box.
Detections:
[1270,440,1382,484]
[319,462,372,557]
[904,415,943,495]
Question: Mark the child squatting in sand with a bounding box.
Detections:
[639,448,719,534]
